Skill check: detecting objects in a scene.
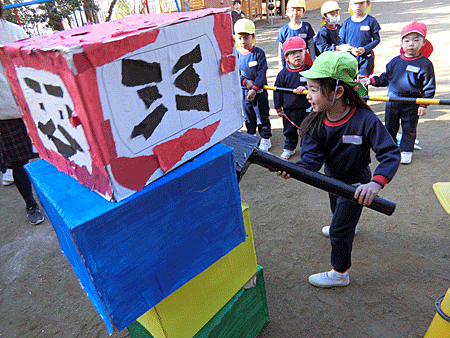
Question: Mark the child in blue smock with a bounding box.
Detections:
[276,0,315,69]
[338,0,380,77]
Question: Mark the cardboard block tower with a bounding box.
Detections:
[0,8,269,336]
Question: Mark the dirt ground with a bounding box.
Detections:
[1,1,450,337]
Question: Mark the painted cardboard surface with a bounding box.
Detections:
[136,203,257,338]
[127,266,269,338]
[25,144,246,334]
[0,8,242,202]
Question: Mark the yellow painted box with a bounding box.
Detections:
[136,203,257,338]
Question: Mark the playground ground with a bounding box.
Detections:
[1,0,450,337]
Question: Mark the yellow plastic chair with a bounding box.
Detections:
[433,182,450,214]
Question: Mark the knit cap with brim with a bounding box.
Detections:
[300,51,368,97]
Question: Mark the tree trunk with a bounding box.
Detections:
[106,0,118,21]
[82,0,98,23]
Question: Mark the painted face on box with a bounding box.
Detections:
[98,37,222,157]
[16,68,92,170]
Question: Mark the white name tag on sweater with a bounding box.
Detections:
[248,61,257,67]
[406,65,420,73]
[343,135,362,145]
[360,26,370,31]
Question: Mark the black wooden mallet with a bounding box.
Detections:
[220,131,396,216]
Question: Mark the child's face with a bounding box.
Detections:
[235,33,254,51]
[233,2,241,10]
[287,6,305,22]
[350,0,368,16]
[325,9,340,25]
[401,32,425,58]
[306,79,333,113]
[325,10,340,19]
[285,49,305,69]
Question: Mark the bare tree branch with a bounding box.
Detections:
[105,0,118,22]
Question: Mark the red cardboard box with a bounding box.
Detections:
[0,8,241,201]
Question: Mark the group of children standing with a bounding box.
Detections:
[235,0,435,164]
[233,0,436,288]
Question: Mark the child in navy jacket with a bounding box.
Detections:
[315,1,341,55]
[231,0,245,32]
[235,19,272,152]
[274,37,311,160]
[360,22,435,164]
[276,51,400,288]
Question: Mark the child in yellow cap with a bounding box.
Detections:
[235,19,272,152]
[276,51,400,288]
[276,0,315,69]
[315,1,341,56]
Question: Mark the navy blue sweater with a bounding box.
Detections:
[298,107,400,186]
[371,54,435,99]
[237,46,268,90]
[315,24,341,55]
[339,15,380,57]
[274,63,311,111]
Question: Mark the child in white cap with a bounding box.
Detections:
[276,51,400,287]
[360,22,436,164]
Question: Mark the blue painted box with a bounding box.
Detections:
[25,144,245,334]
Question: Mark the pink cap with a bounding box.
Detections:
[283,37,306,56]
[401,21,427,38]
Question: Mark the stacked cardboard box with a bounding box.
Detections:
[0,8,242,202]
[3,7,269,337]
[25,144,247,333]
[128,266,269,338]
[126,204,267,338]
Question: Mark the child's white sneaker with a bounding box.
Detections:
[2,169,14,186]
[321,225,358,237]
[400,152,412,164]
[259,138,272,152]
[309,269,350,288]
[280,149,295,160]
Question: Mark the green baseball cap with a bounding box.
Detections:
[300,51,368,97]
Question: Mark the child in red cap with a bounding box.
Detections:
[273,37,311,160]
[360,21,436,164]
